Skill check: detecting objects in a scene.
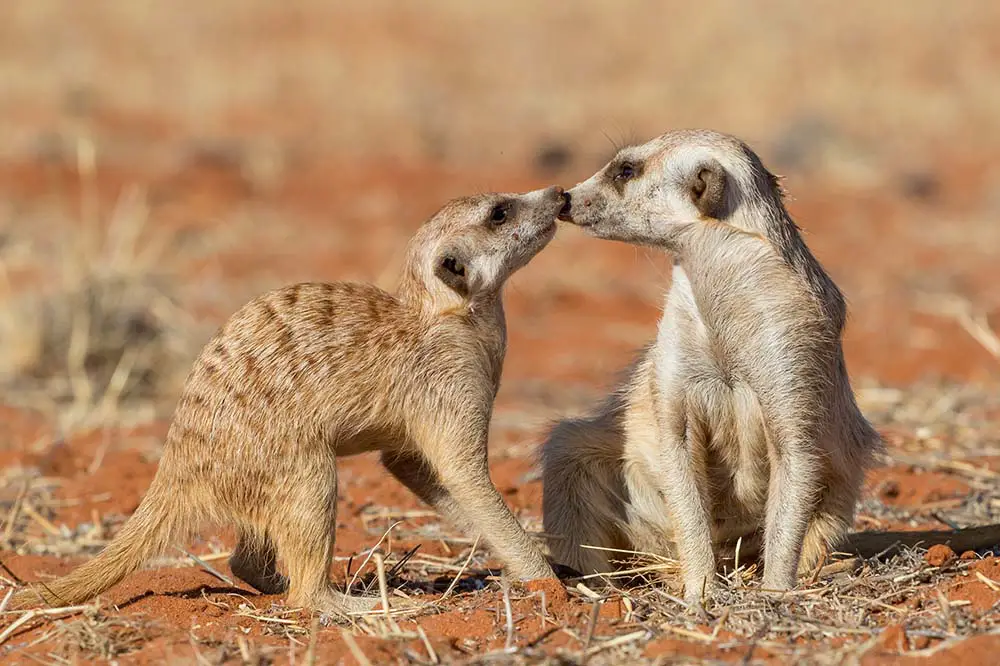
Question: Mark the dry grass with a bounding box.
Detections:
[4,383,996,663]
[0,141,198,432]
[54,607,159,660]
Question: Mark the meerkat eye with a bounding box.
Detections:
[489,203,509,224]
[442,256,465,276]
[615,162,636,182]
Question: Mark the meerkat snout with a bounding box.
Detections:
[557,190,572,220]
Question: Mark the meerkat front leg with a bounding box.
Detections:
[381,450,478,539]
[412,421,555,581]
[761,430,820,593]
[655,409,716,614]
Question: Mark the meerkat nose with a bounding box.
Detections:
[558,191,572,220]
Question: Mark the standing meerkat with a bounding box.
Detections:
[541,129,882,609]
[14,186,567,615]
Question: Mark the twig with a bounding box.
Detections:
[733,536,742,587]
[0,588,15,614]
[346,521,401,595]
[416,624,439,664]
[501,577,515,652]
[917,295,1000,362]
[976,571,1000,592]
[189,631,213,666]
[21,504,61,537]
[179,548,235,586]
[580,600,601,663]
[340,629,373,666]
[3,480,30,543]
[954,306,1000,361]
[579,543,674,562]
[439,535,480,601]
[891,452,1000,480]
[372,549,393,622]
[0,559,24,586]
[712,607,730,639]
[583,629,647,657]
[237,636,255,665]
[304,614,320,666]
[0,605,93,646]
[661,624,715,643]
[387,544,421,578]
[578,561,679,580]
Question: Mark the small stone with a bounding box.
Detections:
[925,544,956,567]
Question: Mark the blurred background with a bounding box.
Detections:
[1,0,998,427]
[1,3,1000,661]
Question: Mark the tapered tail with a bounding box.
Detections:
[11,476,185,608]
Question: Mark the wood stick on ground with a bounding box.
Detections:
[0,605,94,646]
[0,588,15,614]
[304,614,320,666]
[340,629,373,666]
[372,549,392,621]
[583,630,648,658]
[580,600,601,664]
[179,548,235,586]
[416,624,439,664]
[501,577,515,652]
[439,535,480,601]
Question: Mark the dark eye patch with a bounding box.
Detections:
[615,162,636,181]
[605,158,643,193]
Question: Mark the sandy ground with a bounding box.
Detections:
[1,2,999,664]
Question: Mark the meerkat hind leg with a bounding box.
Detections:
[540,421,630,577]
[229,528,288,594]
[797,480,858,576]
[272,464,379,616]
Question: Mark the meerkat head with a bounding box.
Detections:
[558,129,787,248]
[401,186,567,312]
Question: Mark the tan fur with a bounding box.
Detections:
[14,187,567,615]
[543,129,882,609]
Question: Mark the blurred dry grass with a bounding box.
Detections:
[0,139,197,430]
[3,1,1000,175]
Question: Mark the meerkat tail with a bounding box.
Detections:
[842,524,1000,560]
[11,475,188,608]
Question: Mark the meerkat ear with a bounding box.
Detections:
[434,251,469,296]
[688,160,727,219]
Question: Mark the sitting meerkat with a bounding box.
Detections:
[541,129,882,609]
[14,186,567,616]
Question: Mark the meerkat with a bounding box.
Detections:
[541,129,883,610]
[13,186,567,615]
